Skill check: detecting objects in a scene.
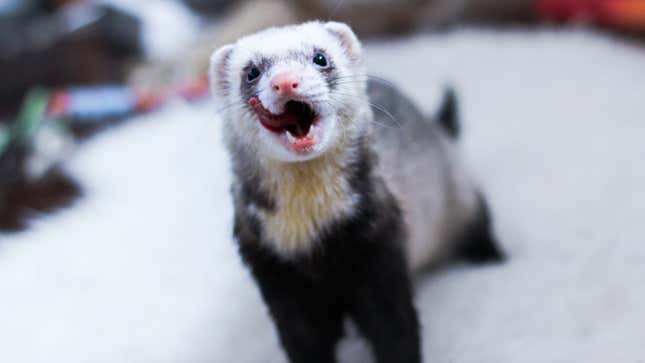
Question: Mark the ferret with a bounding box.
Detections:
[209,21,504,363]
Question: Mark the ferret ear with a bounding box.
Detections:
[209,44,235,99]
[324,22,362,61]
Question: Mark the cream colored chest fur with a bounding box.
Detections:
[254,153,358,256]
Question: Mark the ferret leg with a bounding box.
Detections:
[346,244,422,363]
[268,294,344,363]
[247,263,345,363]
[458,193,505,264]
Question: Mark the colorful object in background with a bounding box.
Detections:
[1,76,211,181]
[48,86,140,121]
[13,89,51,146]
[0,76,211,231]
[0,0,143,117]
[0,88,73,182]
[48,77,210,121]
[1,88,53,162]
[0,89,78,232]
[0,124,11,158]
[537,0,645,31]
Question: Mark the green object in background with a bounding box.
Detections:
[0,88,50,159]
[0,124,10,157]
[14,88,50,145]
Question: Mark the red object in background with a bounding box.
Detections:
[47,92,71,118]
[602,0,645,29]
[537,0,593,22]
[537,0,645,31]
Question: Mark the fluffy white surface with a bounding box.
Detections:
[1,29,645,362]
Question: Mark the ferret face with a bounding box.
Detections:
[210,22,367,162]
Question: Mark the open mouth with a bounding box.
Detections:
[249,97,318,138]
[249,97,321,152]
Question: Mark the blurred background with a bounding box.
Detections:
[1,0,644,362]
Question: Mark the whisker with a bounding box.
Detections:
[324,96,402,130]
[215,102,248,115]
[328,74,397,88]
[328,93,401,128]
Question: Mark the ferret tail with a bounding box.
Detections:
[437,87,459,139]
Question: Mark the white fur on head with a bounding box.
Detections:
[209,44,234,99]
[209,21,369,163]
[324,21,363,61]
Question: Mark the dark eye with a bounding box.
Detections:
[247,67,261,82]
[313,53,328,67]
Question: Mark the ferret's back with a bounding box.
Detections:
[368,80,478,270]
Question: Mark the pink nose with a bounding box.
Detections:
[271,73,300,95]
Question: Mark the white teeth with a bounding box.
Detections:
[286,130,296,143]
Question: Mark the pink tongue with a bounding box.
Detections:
[249,97,301,129]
